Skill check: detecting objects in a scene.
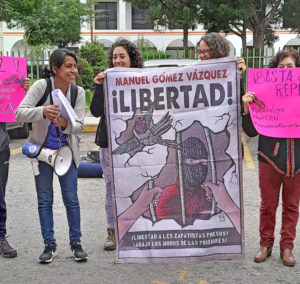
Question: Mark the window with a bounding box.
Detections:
[95,2,117,30]
[132,6,154,29]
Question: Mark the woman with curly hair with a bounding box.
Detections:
[90,38,143,250]
[197,32,230,60]
[242,48,300,267]
[197,32,246,73]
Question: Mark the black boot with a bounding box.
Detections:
[0,238,17,258]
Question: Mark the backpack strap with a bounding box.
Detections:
[28,78,52,130]
[70,84,78,108]
[36,78,78,107]
[37,78,52,107]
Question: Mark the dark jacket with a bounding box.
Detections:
[242,114,300,177]
[90,84,108,148]
[0,123,10,152]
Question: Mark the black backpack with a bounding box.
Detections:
[28,78,78,130]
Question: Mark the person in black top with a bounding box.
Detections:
[90,38,143,250]
[242,48,300,267]
[0,78,30,258]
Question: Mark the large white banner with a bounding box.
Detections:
[105,57,244,263]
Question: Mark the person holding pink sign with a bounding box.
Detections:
[0,79,30,258]
[242,48,300,267]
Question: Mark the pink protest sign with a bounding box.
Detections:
[0,56,27,122]
[248,67,300,138]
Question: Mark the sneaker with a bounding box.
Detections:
[104,227,116,251]
[39,243,57,263]
[0,238,17,258]
[71,242,87,262]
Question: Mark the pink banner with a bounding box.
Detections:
[0,56,27,122]
[248,67,300,138]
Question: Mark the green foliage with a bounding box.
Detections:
[282,0,300,30]
[0,0,36,22]
[199,0,247,34]
[78,42,107,78]
[76,57,94,91]
[136,35,169,60]
[85,90,93,111]
[198,0,282,54]
[4,0,91,48]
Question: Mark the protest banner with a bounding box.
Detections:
[0,56,27,122]
[105,57,243,263]
[248,67,300,138]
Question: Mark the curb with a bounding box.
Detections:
[83,124,97,133]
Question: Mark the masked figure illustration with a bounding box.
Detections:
[154,137,220,226]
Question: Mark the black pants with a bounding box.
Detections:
[0,149,10,238]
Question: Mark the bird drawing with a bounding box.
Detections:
[113,103,179,155]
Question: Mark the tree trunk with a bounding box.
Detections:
[183,25,188,58]
[241,27,247,57]
[253,21,265,67]
[251,0,267,67]
[239,20,247,57]
[90,0,94,43]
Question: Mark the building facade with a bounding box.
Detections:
[0,0,299,57]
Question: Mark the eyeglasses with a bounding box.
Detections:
[198,49,211,55]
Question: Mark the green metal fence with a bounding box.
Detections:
[0,50,51,82]
[141,46,300,65]
[1,46,299,86]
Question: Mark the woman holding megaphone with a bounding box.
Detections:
[15,49,87,264]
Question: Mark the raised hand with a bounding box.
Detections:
[94,71,106,85]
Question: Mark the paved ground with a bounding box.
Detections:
[0,132,299,284]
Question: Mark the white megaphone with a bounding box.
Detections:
[22,142,73,176]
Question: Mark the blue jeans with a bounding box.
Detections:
[100,148,114,228]
[34,161,82,246]
[0,149,10,238]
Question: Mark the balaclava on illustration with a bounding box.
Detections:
[182,137,208,193]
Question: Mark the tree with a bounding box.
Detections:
[124,0,200,56]
[4,0,91,48]
[0,0,36,22]
[198,0,248,56]
[78,42,107,77]
[199,0,282,57]
[76,57,94,91]
[282,0,300,31]
[248,1,281,52]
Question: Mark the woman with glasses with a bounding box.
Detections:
[242,49,300,267]
[197,32,246,73]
